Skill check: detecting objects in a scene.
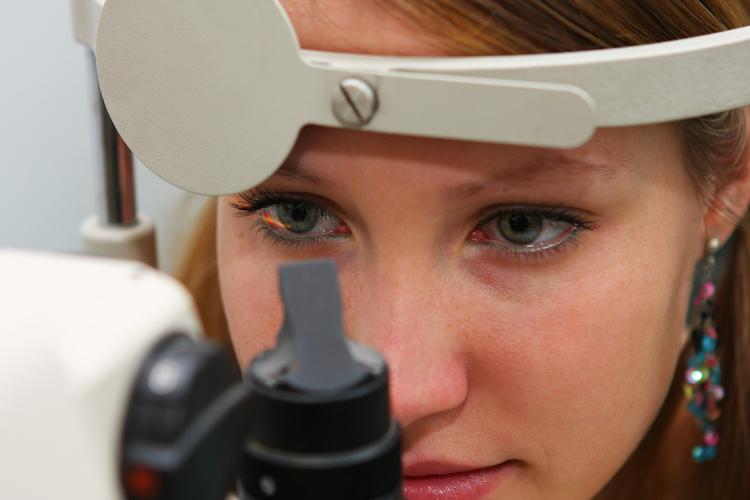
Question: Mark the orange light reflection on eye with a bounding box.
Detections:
[262,211,290,230]
[261,209,351,236]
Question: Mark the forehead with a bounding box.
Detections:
[280,0,447,55]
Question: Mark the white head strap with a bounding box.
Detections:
[94,0,750,195]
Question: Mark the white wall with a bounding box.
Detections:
[0,0,207,273]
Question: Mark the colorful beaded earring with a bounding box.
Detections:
[684,237,724,463]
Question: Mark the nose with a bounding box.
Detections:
[343,259,470,430]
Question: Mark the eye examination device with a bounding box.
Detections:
[93,0,750,195]
[2,0,750,498]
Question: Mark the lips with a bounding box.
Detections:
[402,461,519,500]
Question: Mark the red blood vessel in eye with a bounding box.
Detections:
[469,229,488,242]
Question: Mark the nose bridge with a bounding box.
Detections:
[346,254,469,428]
[357,252,443,349]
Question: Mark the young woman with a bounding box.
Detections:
[178,1,750,498]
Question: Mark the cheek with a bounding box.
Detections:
[217,202,283,365]
[464,216,697,493]
[219,260,281,364]
[459,269,681,495]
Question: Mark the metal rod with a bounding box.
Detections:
[90,51,137,226]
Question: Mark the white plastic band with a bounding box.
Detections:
[305,26,750,127]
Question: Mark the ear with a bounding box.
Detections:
[703,107,750,246]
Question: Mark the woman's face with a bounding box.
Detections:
[216,2,705,499]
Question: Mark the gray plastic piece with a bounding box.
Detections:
[255,260,369,393]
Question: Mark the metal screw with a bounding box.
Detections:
[332,78,378,127]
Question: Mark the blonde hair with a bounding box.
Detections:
[176,2,750,497]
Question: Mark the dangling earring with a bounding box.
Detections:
[684,237,724,463]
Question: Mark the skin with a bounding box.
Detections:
[216,2,750,498]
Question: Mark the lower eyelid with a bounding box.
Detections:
[470,231,584,262]
[469,222,584,260]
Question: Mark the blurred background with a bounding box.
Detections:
[0,0,206,272]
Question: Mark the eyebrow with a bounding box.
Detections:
[272,153,620,198]
[442,155,621,199]
[275,161,325,184]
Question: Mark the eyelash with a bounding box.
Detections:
[230,189,596,259]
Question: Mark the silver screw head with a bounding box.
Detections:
[332,78,378,127]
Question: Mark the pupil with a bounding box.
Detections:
[278,203,319,233]
[509,215,530,233]
[291,205,307,222]
[498,214,543,245]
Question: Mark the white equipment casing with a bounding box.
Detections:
[81,214,158,267]
[0,250,202,499]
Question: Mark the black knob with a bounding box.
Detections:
[239,260,402,500]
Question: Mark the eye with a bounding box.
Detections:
[230,191,350,245]
[260,201,347,239]
[470,207,590,254]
